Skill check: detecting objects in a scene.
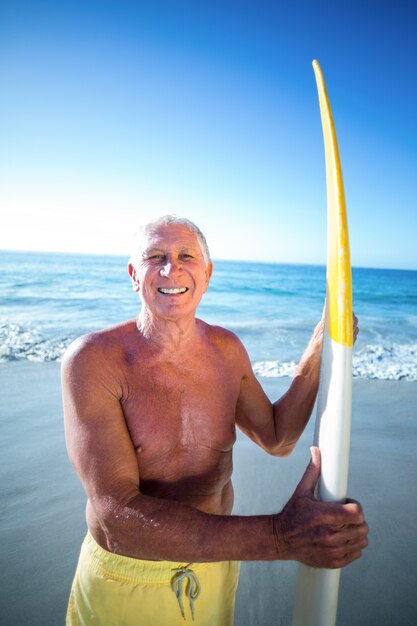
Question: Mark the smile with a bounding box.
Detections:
[158,287,189,295]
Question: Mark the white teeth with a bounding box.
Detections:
[158,287,188,294]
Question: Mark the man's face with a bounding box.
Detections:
[128,223,213,321]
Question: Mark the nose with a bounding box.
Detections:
[160,258,181,277]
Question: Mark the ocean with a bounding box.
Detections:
[1,249,417,626]
[1,249,416,380]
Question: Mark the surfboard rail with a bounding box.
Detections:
[292,60,353,626]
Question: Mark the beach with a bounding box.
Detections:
[1,361,416,625]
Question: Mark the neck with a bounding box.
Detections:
[137,309,200,352]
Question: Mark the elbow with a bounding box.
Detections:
[275,441,296,457]
[263,439,296,458]
[92,490,168,559]
[88,495,124,549]
[88,490,141,553]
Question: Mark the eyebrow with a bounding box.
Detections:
[142,245,199,257]
[142,247,164,256]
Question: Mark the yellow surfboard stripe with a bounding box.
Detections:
[312,60,353,348]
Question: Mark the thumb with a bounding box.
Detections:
[294,446,321,497]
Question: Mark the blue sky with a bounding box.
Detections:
[1,0,416,269]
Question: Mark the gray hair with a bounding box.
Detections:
[130,214,211,267]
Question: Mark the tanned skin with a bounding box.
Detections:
[62,223,368,567]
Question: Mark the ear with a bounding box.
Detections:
[203,261,213,292]
[128,262,140,292]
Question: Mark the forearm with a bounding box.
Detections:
[273,325,322,451]
[87,448,369,570]
[93,491,279,562]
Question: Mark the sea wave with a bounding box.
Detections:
[254,343,417,381]
[0,322,72,362]
[253,360,298,378]
[2,321,417,381]
[352,344,417,380]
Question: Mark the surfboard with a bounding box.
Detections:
[292,60,353,626]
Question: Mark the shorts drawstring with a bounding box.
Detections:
[171,564,201,621]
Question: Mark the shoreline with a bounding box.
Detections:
[1,361,416,625]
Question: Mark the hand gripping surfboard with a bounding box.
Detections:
[292,60,353,626]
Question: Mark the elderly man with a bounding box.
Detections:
[62,215,367,626]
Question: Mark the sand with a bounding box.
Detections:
[0,361,416,625]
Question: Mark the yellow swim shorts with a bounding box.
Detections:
[66,532,240,625]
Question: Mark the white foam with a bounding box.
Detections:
[253,343,417,381]
[0,322,71,362]
[253,360,298,378]
[2,320,417,381]
[352,343,417,381]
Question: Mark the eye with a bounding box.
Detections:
[180,253,194,260]
[148,254,165,262]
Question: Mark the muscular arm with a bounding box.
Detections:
[236,321,323,457]
[62,337,277,563]
[62,332,367,566]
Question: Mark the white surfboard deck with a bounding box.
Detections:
[292,60,353,626]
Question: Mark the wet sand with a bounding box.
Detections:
[0,362,416,625]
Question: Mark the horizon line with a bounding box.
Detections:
[1,247,415,273]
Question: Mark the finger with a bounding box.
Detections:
[329,542,368,564]
[318,523,369,548]
[343,499,365,523]
[352,312,359,342]
[312,500,365,527]
[344,497,363,510]
[301,545,365,570]
[325,549,364,570]
[294,447,321,497]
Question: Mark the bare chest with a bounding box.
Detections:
[121,355,241,470]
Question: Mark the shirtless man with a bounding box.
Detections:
[62,215,368,626]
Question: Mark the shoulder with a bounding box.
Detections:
[197,319,251,365]
[61,320,137,377]
[61,327,133,403]
[198,319,240,345]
